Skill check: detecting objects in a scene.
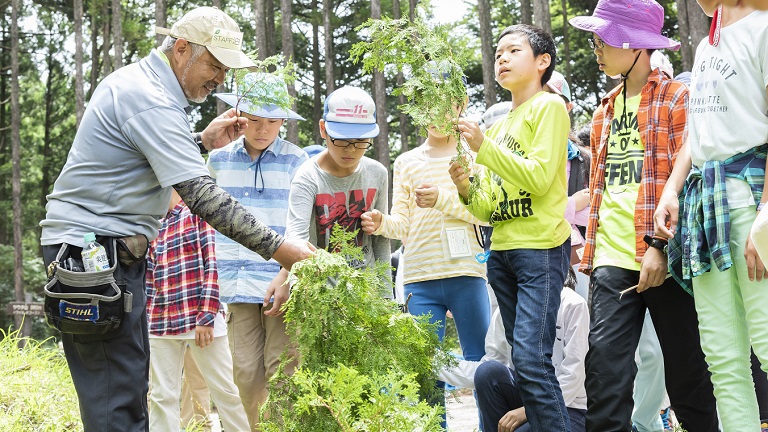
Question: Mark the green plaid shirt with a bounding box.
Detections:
[669,144,767,294]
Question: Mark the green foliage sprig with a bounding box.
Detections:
[349,18,471,158]
[261,227,454,432]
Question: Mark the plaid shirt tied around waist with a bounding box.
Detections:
[669,144,767,294]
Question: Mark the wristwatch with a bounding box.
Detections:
[643,235,668,253]
[193,132,207,154]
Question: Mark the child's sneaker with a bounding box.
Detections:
[660,406,673,431]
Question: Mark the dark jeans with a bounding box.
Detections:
[585,266,719,432]
[487,241,572,432]
[44,243,150,432]
[475,361,586,432]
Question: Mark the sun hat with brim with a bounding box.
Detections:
[546,71,572,103]
[569,0,680,51]
[323,86,379,139]
[156,6,257,69]
[215,72,304,120]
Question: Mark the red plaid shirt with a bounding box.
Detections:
[580,69,688,275]
[146,201,220,336]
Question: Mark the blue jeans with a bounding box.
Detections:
[475,361,585,432]
[487,243,571,432]
[405,275,491,428]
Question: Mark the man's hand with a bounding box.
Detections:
[745,232,767,282]
[455,118,485,153]
[415,184,439,208]
[200,108,249,151]
[637,246,668,293]
[573,188,590,211]
[271,238,316,271]
[264,269,291,317]
[194,325,215,348]
[498,407,527,432]
[653,189,680,239]
[449,159,471,200]
[361,210,383,234]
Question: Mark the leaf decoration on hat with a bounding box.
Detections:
[229,52,297,116]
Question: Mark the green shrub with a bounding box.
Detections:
[261,228,453,431]
[0,329,80,431]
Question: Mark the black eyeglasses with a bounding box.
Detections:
[329,138,373,150]
[588,38,605,50]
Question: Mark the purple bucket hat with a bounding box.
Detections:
[570,0,680,51]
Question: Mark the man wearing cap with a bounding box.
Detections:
[569,1,719,431]
[40,6,313,431]
[207,72,308,430]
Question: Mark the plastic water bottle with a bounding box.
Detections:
[81,232,110,272]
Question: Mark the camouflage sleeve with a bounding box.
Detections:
[174,176,284,260]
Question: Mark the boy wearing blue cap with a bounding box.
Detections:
[207,72,308,430]
[271,86,390,301]
[569,0,718,430]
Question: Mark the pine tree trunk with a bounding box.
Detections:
[393,0,409,153]
[101,0,111,76]
[561,0,572,88]
[281,0,299,144]
[477,0,496,108]
[112,0,123,70]
[75,0,85,127]
[676,0,709,73]
[311,0,323,144]
[89,8,100,96]
[370,0,390,198]
[41,50,55,232]
[0,10,7,244]
[408,0,417,20]
[255,0,268,60]
[11,0,28,342]
[266,0,276,57]
[533,0,551,34]
[323,0,335,92]
[154,0,166,47]
[520,0,532,25]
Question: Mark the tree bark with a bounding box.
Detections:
[267,0,276,58]
[323,0,335,92]
[75,0,85,127]
[154,0,166,47]
[533,0,551,34]
[41,49,55,233]
[101,0,112,76]
[311,0,323,144]
[111,0,123,70]
[255,0,268,60]
[11,0,28,342]
[370,0,391,207]
[89,7,100,97]
[212,0,227,115]
[281,0,299,144]
[561,0,572,88]
[477,0,496,108]
[392,0,409,153]
[408,0,417,21]
[520,0,532,25]
[676,0,709,72]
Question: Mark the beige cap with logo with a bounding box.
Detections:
[156,6,256,69]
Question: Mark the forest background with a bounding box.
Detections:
[0,0,710,340]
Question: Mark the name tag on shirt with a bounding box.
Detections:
[445,227,472,258]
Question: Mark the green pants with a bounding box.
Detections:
[693,205,768,432]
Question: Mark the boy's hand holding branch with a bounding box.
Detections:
[448,155,472,200]
[456,118,485,153]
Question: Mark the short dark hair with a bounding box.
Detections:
[497,24,557,87]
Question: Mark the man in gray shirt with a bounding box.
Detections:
[40,7,312,431]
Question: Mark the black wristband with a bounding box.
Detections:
[193,133,207,155]
[643,234,667,252]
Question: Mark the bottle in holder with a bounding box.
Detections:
[81,232,110,272]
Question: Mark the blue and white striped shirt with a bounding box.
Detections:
[207,136,309,303]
